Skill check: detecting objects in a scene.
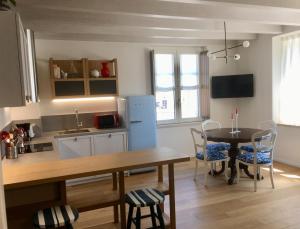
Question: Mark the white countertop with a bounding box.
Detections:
[2,127,127,166]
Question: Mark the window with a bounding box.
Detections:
[152,50,200,123]
[274,33,300,126]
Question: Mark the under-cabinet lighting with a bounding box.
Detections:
[52,97,115,103]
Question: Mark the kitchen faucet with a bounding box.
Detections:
[74,109,83,129]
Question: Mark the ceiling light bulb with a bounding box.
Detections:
[234,54,241,60]
[243,40,250,48]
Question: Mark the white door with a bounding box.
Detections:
[93,132,127,155]
[58,136,92,160]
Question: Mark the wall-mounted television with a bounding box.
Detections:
[211,74,254,98]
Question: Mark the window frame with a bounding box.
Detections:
[152,49,201,124]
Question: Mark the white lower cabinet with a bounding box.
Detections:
[57,131,127,185]
[93,132,127,155]
[58,136,93,159]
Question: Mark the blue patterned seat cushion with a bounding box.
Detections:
[240,144,254,152]
[207,143,230,151]
[240,145,270,153]
[196,150,226,161]
[237,152,272,164]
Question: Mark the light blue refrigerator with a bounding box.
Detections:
[118,95,157,173]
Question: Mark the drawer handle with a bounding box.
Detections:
[108,134,112,138]
[74,137,77,142]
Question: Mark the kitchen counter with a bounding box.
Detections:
[3,127,127,166]
[51,127,127,139]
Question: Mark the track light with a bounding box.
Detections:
[234,54,241,60]
[208,22,250,63]
[243,41,250,48]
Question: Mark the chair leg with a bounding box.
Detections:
[254,166,258,192]
[224,160,229,180]
[150,205,157,228]
[204,162,209,186]
[126,205,134,229]
[210,162,214,176]
[270,165,275,189]
[136,207,141,229]
[65,224,73,229]
[235,160,240,184]
[194,159,199,181]
[156,204,165,229]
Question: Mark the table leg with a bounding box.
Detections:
[59,181,67,205]
[158,165,165,212]
[208,161,225,176]
[228,143,239,185]
[240,164,264,180]
[112,172,119,223]
[168,163,176,229]
[119,171,126,229]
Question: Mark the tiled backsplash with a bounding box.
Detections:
[41,111,116,132]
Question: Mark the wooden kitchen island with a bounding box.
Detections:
[3,147,190,229]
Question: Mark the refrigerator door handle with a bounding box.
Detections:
[130,120,143,124]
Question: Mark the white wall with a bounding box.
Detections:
[0,160,7,229]
[9,39,238,155]
[237,35,273,127]
[0,108,11,129]
[0,108,9,229]
[36,40,152,116]
[237,34,300,167]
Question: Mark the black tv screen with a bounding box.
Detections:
[211,74,254,98]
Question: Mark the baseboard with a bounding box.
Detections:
[274,158,300,168]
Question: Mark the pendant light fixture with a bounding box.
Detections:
[208,22,250,63]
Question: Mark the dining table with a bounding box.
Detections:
[205,128,262,184]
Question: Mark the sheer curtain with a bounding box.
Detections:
[200,50,210,120]
[278,34,300,126]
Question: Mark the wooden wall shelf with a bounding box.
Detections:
[49,58,119,98]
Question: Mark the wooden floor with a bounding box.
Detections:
[71,159,300,229]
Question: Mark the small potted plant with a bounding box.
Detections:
[0,128,24,159]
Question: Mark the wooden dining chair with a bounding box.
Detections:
[201,120,230,170]
[201,120,230,152]
[201,119,222,131]
[240,120,277,153]
[236,128,277,192]
[191,128,229,186]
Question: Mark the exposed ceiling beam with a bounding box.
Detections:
[20,9,282,35]
[165,0,300,10]
[27,21,256,40]
[35,32,236,46]
[16,0,300,26]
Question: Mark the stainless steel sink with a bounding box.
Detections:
[60,129,90,135]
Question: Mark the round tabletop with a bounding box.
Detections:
[205,128,261,145]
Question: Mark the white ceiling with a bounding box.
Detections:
[16,0,300,44]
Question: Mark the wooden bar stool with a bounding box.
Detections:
[33,205,79,229]
[125,188,165,229]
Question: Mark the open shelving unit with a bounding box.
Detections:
[49,58,119,98]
